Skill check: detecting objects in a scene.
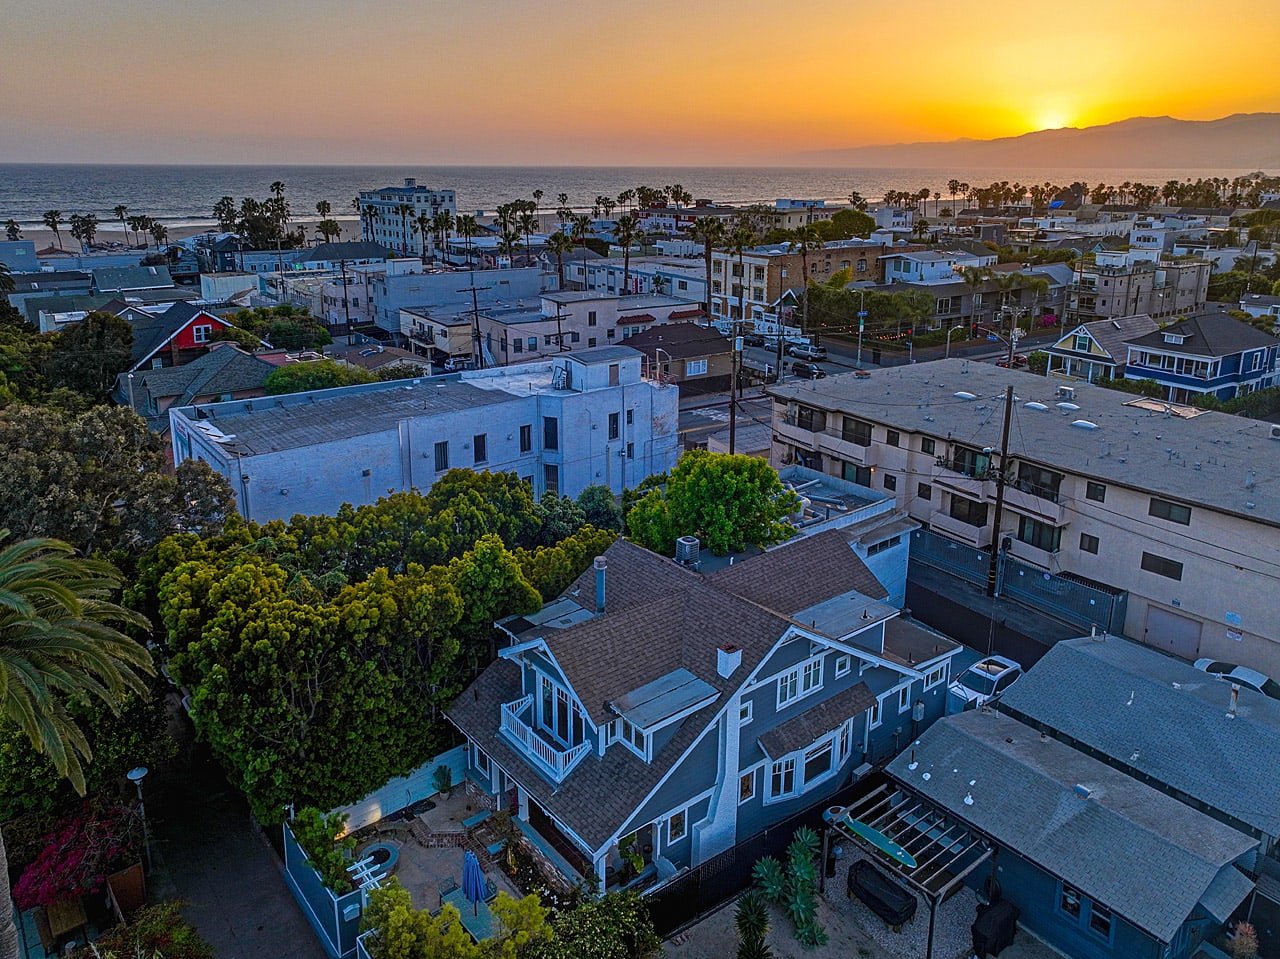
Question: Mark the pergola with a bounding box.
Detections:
[822,783,993,959]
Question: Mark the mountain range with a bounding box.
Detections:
[799,113,1280,169]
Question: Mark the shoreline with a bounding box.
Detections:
[14,216,363,251]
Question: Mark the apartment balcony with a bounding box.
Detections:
[499,696,591,783]
[927,509,988,546]
[1003,485,1066,525]
[934,470,994,501]
[816,432,880,466]
[775,417,822,452]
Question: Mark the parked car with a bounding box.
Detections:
[787,343,828,360]
[742,332,766,347]
[996,354,1028,369]
[947,656,1022,713]
[790,361,826,379]
[1194,659,1280,700]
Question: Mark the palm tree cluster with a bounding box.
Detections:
[210,183,300,252]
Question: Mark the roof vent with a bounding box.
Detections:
[718,644,743,680]
[1024,401,1049,411]
[675,535,700,567]
[953,391,978,401]
[1073,784,1093,799]
[1071,420,1100,430]
[1057,401,1081,412]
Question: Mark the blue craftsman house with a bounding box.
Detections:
[447,527,959,894]
[1123,310,1279,402]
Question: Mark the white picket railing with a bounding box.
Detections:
[500,696,591,781]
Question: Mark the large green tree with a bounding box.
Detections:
[0,534,153,959]
[44,310,134,398]
[264,358,375,394]
[0,405,234,563]
[626,450,799,556]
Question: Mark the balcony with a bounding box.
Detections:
[934,470,994,502]
[816,431,880,466]
[1003,485,1066,525]
[775,416,822,452]
[499,696,591,782]
[927,509,988,546]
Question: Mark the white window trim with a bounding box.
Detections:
[869,696,883,729]
[739,700,753,725]
[766,757,798,803]
[475,744,491,776]
[667,807,688,843]
[923,663,948,690]
[834,655,851,679]
[898,684,912,714]
[738,768,757,805]
[777,655,825,710]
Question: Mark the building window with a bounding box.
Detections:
[918,482,933,501]
[543,464,559,495]
[588,337,597,347]
[1059,883,1082,921]
[842,417,872,446]
[626,442,634,459]
[921,437,936,455]
[882,473,897,492]
[739,700,752,724]
[1017,515,1061,552]
[1016,463,1063,502]
[834,655,851,678]
[1085,481,1106,502]
[739,770,756,804]
[543,416,559,450]
[1088,903,1113,940]
[608,411,620,440]
[777,671,798,707]
[842,462,872,487]
[192,324,212,344]
[472,434,487,464]
[803,740,833,784]
[474,746,490,776]
[869,698,882,728]
[434,441,449,472]
[1141,551,1183,581]
[626,409,634,425]
[886,429,900,447]
[1080,532,1099,554]
[948,495,988,527]
[769,758,796,798]
[898,686,911,713]
[527,337,537,351]
[866,535,901,557]
[686,359,708,376]
[1149,497,1192,525]
[924,664,947,689]
[609,363,620,386]
[588,310,597,326]
[951,446,991,478]
[802,659,822,695]
[520,424,532,453]
[512,338,523,353]
[667,809,687,843]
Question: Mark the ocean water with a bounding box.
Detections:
[0,163,1246,229]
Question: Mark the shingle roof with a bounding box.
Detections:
[1050,314,1159,362]
[1125,310,1278,357]
[92,265,173,292]
[998,637,1280,838]
[125,301,220,367]
[710,528,889,614]
[888,710,1257,942]
[623,324,730,360]
[758,682,875,758]
[1241,293,1280,310]
[119,347,275,418]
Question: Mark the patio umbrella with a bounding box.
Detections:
[461,850,487,916]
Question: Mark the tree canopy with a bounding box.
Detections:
[223,304,331,351]
[264,358,376,395]
[626,450,798,556]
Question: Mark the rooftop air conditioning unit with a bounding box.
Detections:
[675,535,700,567]
[1270,424,1280,441]
[1056,385,1076,401]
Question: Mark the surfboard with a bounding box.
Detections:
[840,816,918,869]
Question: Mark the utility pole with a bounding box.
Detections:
[856,288,868,369]
[340,258,354,346]
[458,277,491,370]
[729,329,739,454]
[985,384,1015,597]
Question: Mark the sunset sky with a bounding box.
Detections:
[4,0,1279,165]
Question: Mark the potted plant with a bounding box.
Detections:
[618,835,644,879]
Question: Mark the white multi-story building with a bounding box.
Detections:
[768,360,1280,675]
[359,178,457,257]
[170,346,679,522]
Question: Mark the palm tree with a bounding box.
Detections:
[691,217,725,316]
[571,213,592,259]
[0,533,153,959]
[546,230,575,289]
[112,205,129,245]
[787,225,820,341]
[847,190,867,212]
[42,210,65,251]
[959,265,993,332]
[0,262,13,295]
[614,213,643,293]
[725,219,756,327]
[456,214,478,266]
[416,211,433,260]
[396,204,413,254]
[3,220,20,242]
[433,210,454,258]
[150,222,168,249]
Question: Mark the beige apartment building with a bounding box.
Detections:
[709,240,911,322]
[769,360,1280,674]
[1066,250,1210,323]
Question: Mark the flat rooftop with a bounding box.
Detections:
[769,359,1280,525]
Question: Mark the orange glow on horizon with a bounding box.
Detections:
[1,0,1277,164]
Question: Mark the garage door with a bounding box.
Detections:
[1144,605,1202,659]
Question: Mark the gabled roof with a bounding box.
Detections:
[623,323,730,360]
[1241,293,1280,310]
[118,345,275,413]
[888,711,1257,943]
[126,301,228,369]
[294,241,392,263]
[759,682,875,758]
[1051,314,1159,362]
[1125,311,1278,357]
[998,637,1280,838]
[92,264,173,292]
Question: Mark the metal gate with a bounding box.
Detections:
[1144,605,1202,659]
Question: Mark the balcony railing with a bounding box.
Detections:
[500,696,591,782]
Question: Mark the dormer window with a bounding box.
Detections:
[1163,333,1186,344]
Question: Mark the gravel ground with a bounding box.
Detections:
[665,876,1066,959]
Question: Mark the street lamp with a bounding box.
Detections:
[945,325,962,359]
[127,765,152,870]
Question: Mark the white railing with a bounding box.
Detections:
[499,697,591,781]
